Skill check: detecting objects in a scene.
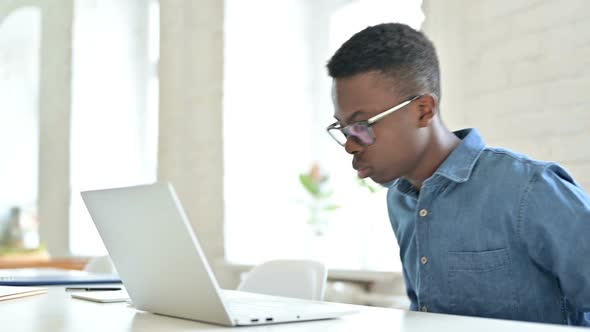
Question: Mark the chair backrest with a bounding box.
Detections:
[237,259,327,301]
[84,255,117,274]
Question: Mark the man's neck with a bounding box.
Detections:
[407,126,461,189]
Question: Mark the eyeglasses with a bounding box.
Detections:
[326,95,422,147]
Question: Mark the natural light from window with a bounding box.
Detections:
[0,7,41,246]
[224,0,424,271]
[68,0,159,255]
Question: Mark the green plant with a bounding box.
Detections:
[299,163,339,235]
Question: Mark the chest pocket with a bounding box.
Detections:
[447,248,517,319]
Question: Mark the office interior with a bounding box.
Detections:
[0,0,589,310]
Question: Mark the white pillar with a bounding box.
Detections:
[158,0,225,282]
[37,0,74,257]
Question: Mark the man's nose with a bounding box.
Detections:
[344,137,363,155]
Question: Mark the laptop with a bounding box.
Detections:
[81,182,357,326]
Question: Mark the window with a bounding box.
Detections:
[0,7,41,247]
[224,0,423,271]
[68,0,159,255]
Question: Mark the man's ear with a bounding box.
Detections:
[416,94,438,127]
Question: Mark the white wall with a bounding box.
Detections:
[423,0,590,189]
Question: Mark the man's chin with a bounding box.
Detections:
[370,173,400,185]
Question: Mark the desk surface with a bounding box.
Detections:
[0,285,585,332]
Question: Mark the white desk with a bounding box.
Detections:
[0,285,585,332]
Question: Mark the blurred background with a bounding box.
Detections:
[0,0,588,307]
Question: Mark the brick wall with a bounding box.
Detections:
[423,0,590,190]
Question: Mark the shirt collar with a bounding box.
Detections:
[433,128,486,183]
[391,128,486,193]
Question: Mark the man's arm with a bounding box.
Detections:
[520,164,590,311]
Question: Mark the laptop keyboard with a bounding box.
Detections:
[223,290,340,318]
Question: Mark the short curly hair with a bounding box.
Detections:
[327,23,440,100]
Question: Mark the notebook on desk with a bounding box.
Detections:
[0,268,121,286]
[81,182,357,326]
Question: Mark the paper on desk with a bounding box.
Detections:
[0,285,47,301]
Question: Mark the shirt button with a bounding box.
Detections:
[421,306,428,312]
[419,209,428,217]
[421,256,428,265]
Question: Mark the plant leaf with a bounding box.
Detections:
[323,204,340,211]
[299,174,320,196]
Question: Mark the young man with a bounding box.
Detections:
[325,23,590,326]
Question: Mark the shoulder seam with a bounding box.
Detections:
[482,147,549,167]
[516,166,542,243]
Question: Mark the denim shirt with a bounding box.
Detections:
[387,129,590,326]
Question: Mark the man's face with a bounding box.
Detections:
[332,72,430,184]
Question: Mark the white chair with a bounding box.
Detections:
[237,259,327,301]
[84,255,117,274]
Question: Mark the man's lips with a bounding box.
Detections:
[353,160,372,178]
[357,168,372,178]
